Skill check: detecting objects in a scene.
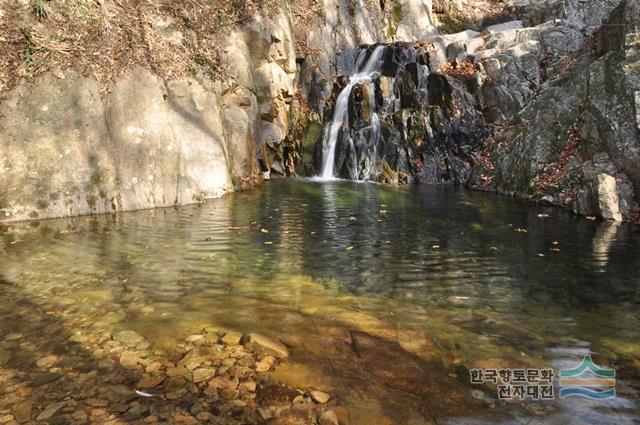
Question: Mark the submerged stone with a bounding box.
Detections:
[221,331,243,346]
[36,402,66,421]
[244,333,289,358]
[310,390,330,404]
[113,330,146,347]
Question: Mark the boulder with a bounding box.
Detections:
[596,174,623,221]
[243,333,290,358]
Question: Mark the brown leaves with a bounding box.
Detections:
[472,137,497,189]
[534,123,583,195]
[560,57,578,79]
[438,60,478,80]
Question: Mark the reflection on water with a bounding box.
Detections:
[1,180,639,424]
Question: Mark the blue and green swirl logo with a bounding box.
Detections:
[559,356,616,399]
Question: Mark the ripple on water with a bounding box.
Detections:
[0,180,639,424]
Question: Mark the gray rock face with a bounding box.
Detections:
[0,68,232,222]
[471,0,640,221]
[507,0,623,34]
[0,0,297,223]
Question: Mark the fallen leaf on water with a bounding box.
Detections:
[346,246,354,250]
[264,241,273,245]
[537,213,550,218]
[550,248,560,252]
[536,253,545,257]
[514,228,528,233]
[260,228,269,234]
[552,241,559,245]
[432,245,441,249]
[586,216,597,221]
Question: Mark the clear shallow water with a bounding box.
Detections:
[1,180,639,424]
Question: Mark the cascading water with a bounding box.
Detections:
[308,41,482,186]
[320,45,386,180]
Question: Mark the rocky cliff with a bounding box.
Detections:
[287,0,640,222]
[469,0,640,222]
[0,0,297,222]
[1,0,639,222]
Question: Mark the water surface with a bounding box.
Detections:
[1,180,639,424]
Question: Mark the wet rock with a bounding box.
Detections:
[192,367,216,383]
[178,347,214,370]
[125,403,149,419]
[167,366,192,380]
[163,376,187,393]
[236,357,254,369]
[36,402,66,422]
[243,333,289,358]
[220,388,240,400]
[0,349,11,366]
[85,398,109,408]
[320,410,339,425]
[255,355,276,372]
[257,407,273,421]
[36,355,60,369]
[138,374,164,389]
[257,384,299,406]
[239,381,257,392]
[31,372,62,387]
[119,351,141,369]
[209,375,238,390]
[114,330,146,348]
[203,385,220,400]
[12,402,31,424]
[220,331,243,346]
[146,361,163,373]
[71,411,88,422]
[272,410,313,425]
[172,414,198,425]
[195,411,211,421]
[185,335,204,343]
[310,390,330,404]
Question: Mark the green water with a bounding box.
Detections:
[1,180,639,424]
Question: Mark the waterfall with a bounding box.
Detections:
[320,45,386,180]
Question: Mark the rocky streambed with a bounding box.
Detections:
[0,291,338,425]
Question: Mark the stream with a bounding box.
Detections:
[0,180,639,424]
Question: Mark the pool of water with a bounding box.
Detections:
[1,180,639,424]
